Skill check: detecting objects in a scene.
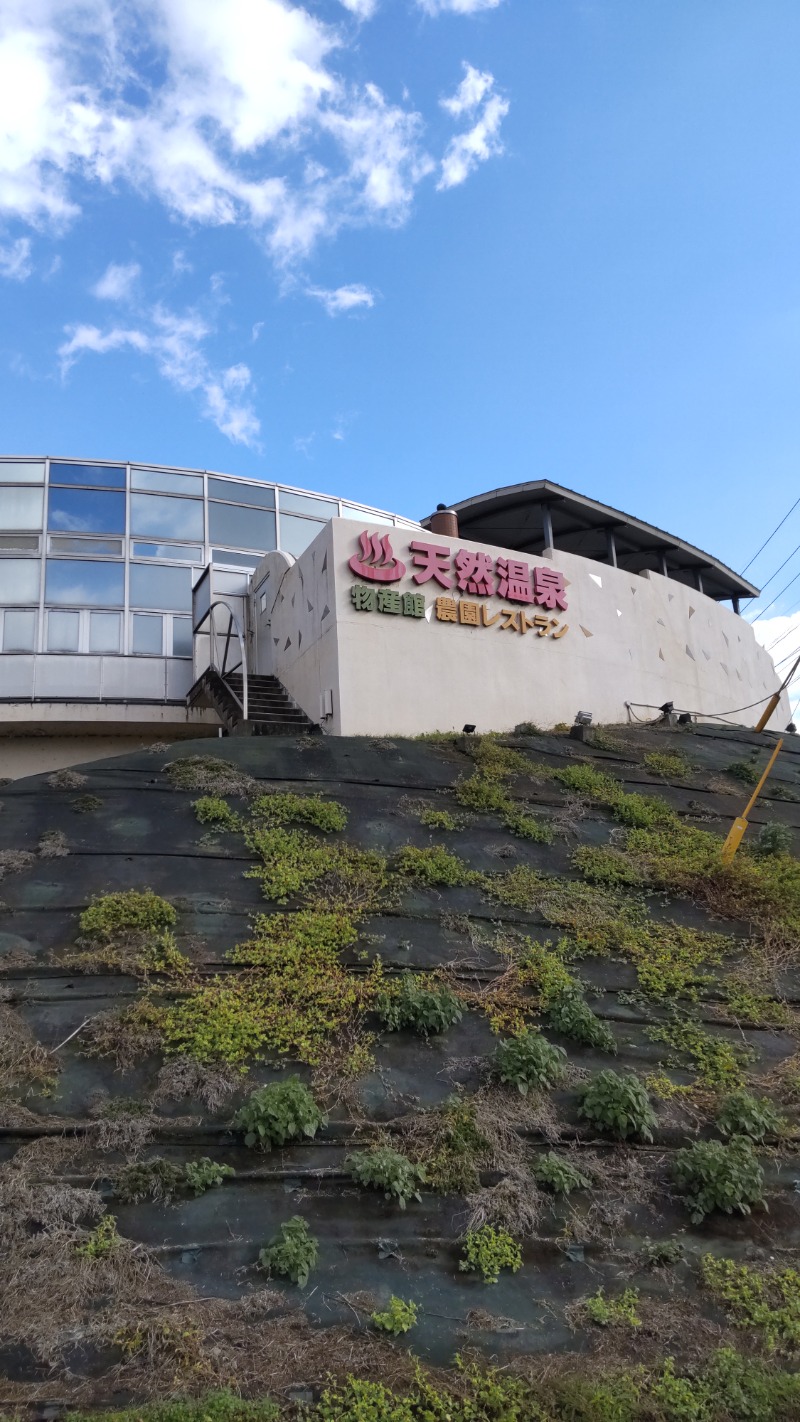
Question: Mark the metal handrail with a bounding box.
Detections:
[206,600,248,721]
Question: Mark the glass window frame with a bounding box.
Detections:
[130,491,205,541]
[46,609,81,653]
[131,612,164,656]
[45,558,125,609]
[47,485,126,536]
[2,608,37,653]
[0,484,45,531]
[129,560,193,612]
[48,461,126,489]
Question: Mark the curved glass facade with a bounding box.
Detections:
[0,457,418,702]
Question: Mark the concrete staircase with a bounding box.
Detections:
[187,667,318,736]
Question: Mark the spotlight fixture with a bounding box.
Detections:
[677,712,692,726]
[787,722,797,735]
[660,701,674,715]
[462,723,476,734]
[574,711,592,726]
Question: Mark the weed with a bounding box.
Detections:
[701,1255,800,1353]
[533,1152,592,1194]
[672,1137,765,1222]
[375,973,463,1036]
[184,1158,235,1195]
[459,1225,522,1284]
[715,1088,784,1141]
[114,1159,185,1204]
[503,806,555,842]
[72,794,103,813]
[755,822,793,856]
[258,1216,318,1287]
[192,796,241,830]
[578,1070,657,1141]
[38,829,69,858]
[395,844,477,888]
[47,768,87,789]
[493,1030,566,1095]
[453,774,510,813]
[419,808,462,831]
[250,791,348,833]
[0,849,36,879]
[371,1296,418,1335]
[648,1015,751,1089]
[544,985,617,1053]
[79,890,176,941]
[644,750,692,778]
[233,1078,325,1148]
[572,844,647,888]
[165,756,255,796]
[346,1146,426,1208]
[641,1237,685,1269]
[583,1287,641,1328]
[75,1214,121,1259]
[416,1096,489,1195]
[728,759,762,785]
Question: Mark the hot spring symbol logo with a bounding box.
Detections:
[348,530,406,583]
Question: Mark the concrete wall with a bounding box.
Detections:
[253,543,340,727]
[263,519,789,735]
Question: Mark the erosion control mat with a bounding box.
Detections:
[1,723,800,1416]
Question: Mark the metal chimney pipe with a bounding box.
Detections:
[429,504,459,538]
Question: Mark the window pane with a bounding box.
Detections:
[131,492,204,540]
[211,548,261,569]
[279,512,325,557]
[0,534,38,551]
[130,562,192,611]
[131,467,204,495]
[132,614,163,654]
[48,488,125,534]
[49,535,123,556]
[133,541,203,561]
[48,610,80,652]
[279,489,336,519]
[171,616,192,657]
[208,477,274,508]
[0,461,44,483]
[209,502,275,549]
[45,560,124,607]
[3,609,36,652]
[89,611,121,653]
[340,504,393,525]
[0,486,44,530]
[0,559,40,603]
[49,461,126,488]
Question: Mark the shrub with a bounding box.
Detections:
[114,1159,184,1204]
[716,1088,783,1142]
[578,1069,657,1141]
[493,1030,566,1095]
[533,1152,592,1195]
[76,1214,121,1259]
[584,1287,641,1328]
[544,985,617,1053]
[233,1078,325,1149]
[346,1146,426,1208]
[79,890,176,941]
[371,1296,418,1335]
[459,1225,522,1284]
[192,796,241,829]
[375,973,462,1036]
[672,1136,765,1223]
[756,822,793,856]
[184,1158,235,1195]
[258,1216,317,1286]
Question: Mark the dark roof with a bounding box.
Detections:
[423,479,757,603]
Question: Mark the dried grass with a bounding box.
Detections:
[164,756,257,798]
[464,1171,544,1237]
[153,1056,240,1112]
[38,829,69,858]
[46,768,87,789]
[0,849,36,880]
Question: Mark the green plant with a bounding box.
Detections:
[533,1151,592,1195]
[643,750,691,778]
[453,774,510,813]
[79,890,176,941]
[701,1256,800,1353]
[114,1158,185,1204]
[422,1096,489,1195]
[233,1077,326,1148]
[419,808,461,831]
[375,973,462,1036]
[257,1216,317,1286]
[459,1224,522,1284]
[184,1158,235,1194]
[394,844,476,887]
[192,796,241,830]
[584,1287,641,1328]
[672,1136,765,1223]
[60,1393,282,1422]
[250,791,347,833]
[76,1214,122,1259]
[502,806,554,842]
[641,1237,685,1269]
[346,1145,426,1208]
[493,1030,566,1094]
[544,985,617,1053]
[71,793,103,813]
[715,1088,783,1142]
[755,822,793,856]
[728,758,761,785]
[371,1296,418,1335]
[578,1069,657,1141]
[572,844,647,888]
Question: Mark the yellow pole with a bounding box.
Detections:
[720,737,784,864]
[754,652,800,733]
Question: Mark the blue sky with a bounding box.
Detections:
[2,0,800,709]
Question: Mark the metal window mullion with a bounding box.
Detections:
[124,464,131,654]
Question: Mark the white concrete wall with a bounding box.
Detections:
[265,519,790,735]
[253,539,341,728]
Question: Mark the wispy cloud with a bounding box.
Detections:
[306,282,375,315]
[92,260,141,301]
[58,302,261,448]
[438,64,508,189]
[417,0,504,14]
[0,235,32,279]
[753,611,800,713]
[338,0,379,18]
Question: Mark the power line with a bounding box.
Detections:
[765,621,800,654]
[751,565,800,622]
[740,492,800,575]
[742,537,800,606]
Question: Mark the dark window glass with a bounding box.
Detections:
[129,562,192,611]
[48,487,125,534]
[279,512,325,557]
[45,559,124,607]
[209,502,275,549]
[131,467,204,495]
[279,489,336,518]
[211,549,261,569]
[132,614,163,654]
[208,477,275,508]
[49,535,123,556]
[130,492,204,540]
[49,462,126,488]
[132,541,203,562]
[171,617,192,657]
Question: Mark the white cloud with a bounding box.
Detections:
[753,611,800,712]
[0,234,32,278]
[307,282,374,315]
[58,300,261,447]
[338,0,378,18]
[438,68,508,190]
[417,0,504,14]
[0,0,505,267]
[92,260,140,300]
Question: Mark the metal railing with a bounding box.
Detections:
[204,600,249,721]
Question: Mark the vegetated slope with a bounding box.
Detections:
[1,721,799,1418]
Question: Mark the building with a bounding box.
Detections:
[0,455,789,774]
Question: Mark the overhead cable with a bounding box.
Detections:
[740,492,800,575]
[751,565,800,622]
[741,537,800,606]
